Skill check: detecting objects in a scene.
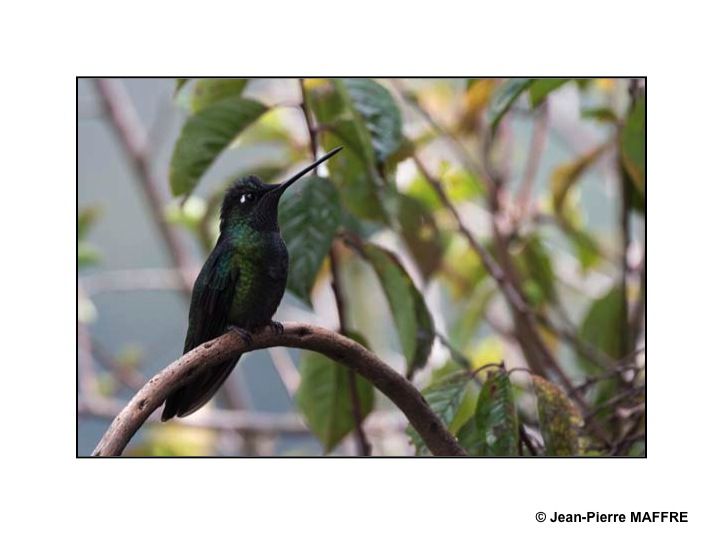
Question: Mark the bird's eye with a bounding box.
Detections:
[240,193,254,204]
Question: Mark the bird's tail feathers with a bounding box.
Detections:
[161,358,240,421]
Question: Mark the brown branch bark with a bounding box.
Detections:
[516,103,548,222]
[92,322,467,457]
[412,155,611,446]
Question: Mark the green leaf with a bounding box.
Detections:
[78,206,102,240]
[296,342,374,453]
[406,175,442,211]
[528,78,569,107]
[278,176,342,305]
[397,194,443,279]
[362,243,435,377]
[342,79,403,163]
[233,108,296,147]
[407,371,470,455]
[514,235,557,307]
[307,80,386,221]
[169,97,267,196]
[165,195,207,232]
[551,144,606,216]
[579,285,623,372]
[620,94,646,194]
[440,234,487,299]
[191,79,248,113]
[581,107,619,124]
[532,375,583,456]
[565,224,602,271]
[486,78,531,134]
[622,160,644,214]
[78,242,101,268]
[174,78,190,96]
[78,206,103,268]
[466,370,519,456]
[450,283,495,348]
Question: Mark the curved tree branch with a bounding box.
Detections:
[92,322,467,457]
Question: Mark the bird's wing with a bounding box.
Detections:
[183,238,240,353]
[162,239,242,421]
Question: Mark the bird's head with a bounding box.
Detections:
[219,146,343,233]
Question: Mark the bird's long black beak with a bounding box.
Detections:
[272,146,343,196]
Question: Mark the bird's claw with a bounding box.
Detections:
[269,321,284,335]
[228,325,253,346]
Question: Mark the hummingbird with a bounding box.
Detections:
[161,147,343,421]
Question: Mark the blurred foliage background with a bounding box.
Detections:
[77,78,645,457]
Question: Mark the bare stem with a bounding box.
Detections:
[516,103,548,222]
[298,78,371,455]
[91,323,467,457]
[412,154,611,446]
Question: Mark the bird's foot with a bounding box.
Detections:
[269,321,284,335]
[228,325,253,346]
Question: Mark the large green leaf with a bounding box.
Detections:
[579,285,623,371]
[486,78,531,134]
[169,96,267,196]
[296,341,374,453]
[407,371,470,455]
[620,94,646,194]
[397,193,443,279]
[307,80,386,221]
[463,370,519,456]
[528,78,569,107]
[342,78,403,163]
[532,375,582,456]
[578,285,626,411]
[362,243,435,377]
[278,176,342,305]
[191,79,248,113]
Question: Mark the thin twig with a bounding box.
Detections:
[81,268,188,295]
[585,385,645,422]
[90,338,146,391]
[299,78,371,456]
[80,395,405,439]
[630,247,646,346]
[330,241,372,456]
[77,318,98,398]
[516,103,548,222]
[299,79,320,169]
[412,154,611,446]
[619,164,632,357]
[519,424,539,456]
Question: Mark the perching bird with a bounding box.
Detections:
[161,147,343,421]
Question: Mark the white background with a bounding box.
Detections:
[2,0,719,538]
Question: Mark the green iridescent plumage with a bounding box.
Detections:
[161,147,343,421]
